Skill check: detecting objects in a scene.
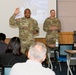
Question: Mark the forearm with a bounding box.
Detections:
[56,19,61,31]
[43,24,51,32]
[33,26,39,35]
[9,14,18,26]
[56,23,61,32]
[33,21,39,34]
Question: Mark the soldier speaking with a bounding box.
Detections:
[9,8,39,54]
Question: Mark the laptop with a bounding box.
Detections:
[2,65,12,75]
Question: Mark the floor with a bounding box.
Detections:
[42,60,76,75]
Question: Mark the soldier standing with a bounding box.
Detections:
[9,8,39,54]
[43,9,61,67]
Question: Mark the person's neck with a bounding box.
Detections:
[50,16,55,19]
[29,58,42,63]
[25,17,30,19]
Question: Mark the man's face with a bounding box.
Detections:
[24,9,31,18]
[50,10,55,17]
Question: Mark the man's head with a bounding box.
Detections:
[0,33,6,41]
[50,9,55,18]
[24,8,31,18]
[28,42,47,63]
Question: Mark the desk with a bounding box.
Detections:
[65,50,76,75]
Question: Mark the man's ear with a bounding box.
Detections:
[42,55,46,62]
[27,51,30,58]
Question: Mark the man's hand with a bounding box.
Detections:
[50,26,57,30]
[14,8,20,15]
[33,31,38,34]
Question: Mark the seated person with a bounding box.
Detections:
[0,33,7,54]
[10,42,55,75]
[0,37,28,66]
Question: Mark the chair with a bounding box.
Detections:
[56,44,74,71]
[66,50,76,75]
[1,65,12,75]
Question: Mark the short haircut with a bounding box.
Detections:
[0,33,6,41]
[50,9,55,13]
[29,42,47,61]
[24,8,31,14]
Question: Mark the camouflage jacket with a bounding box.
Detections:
[43,17,61,45]
[9,15,39,41]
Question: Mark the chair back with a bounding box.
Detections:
[1,65,12,75]
[59,44,74,56]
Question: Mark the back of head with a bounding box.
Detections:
[28,42,47,62]
[5,37,21,55]
[0,33,6,41]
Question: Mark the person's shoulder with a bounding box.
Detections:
[42,67,55,75]
[30,18,37,22]
[46,17,50,20]
[0,53,8,60]
[0,53,11,57]
[47,68,55,75]
[12,62,26,68]
[15,17,25,21]
[0,53,5,57]
[55,17,60,21]
[44,17,51,21]
[0,42,7,50]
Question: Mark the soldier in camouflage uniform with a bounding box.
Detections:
[9,8,39,54]
[43,9,61,67]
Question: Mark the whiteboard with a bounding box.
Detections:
[0,0,56,38]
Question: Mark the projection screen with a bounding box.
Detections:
[0,0,57,38]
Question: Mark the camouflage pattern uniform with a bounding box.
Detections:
[43,17,61,67]
[43,17,61,45]
[9,15,39,54]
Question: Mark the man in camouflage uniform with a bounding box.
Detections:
[9,8,39,54]
[43,9,61,67]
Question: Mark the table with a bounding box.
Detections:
[47,45,58,70]
[65,50,76,75]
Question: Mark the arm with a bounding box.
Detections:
[52,18,61,32]
[33,20,39,35]
[43,19,51,32]
[9,8,20,27]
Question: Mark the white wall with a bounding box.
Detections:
[58,0,76,32]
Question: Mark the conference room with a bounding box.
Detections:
[0,0,76,75]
